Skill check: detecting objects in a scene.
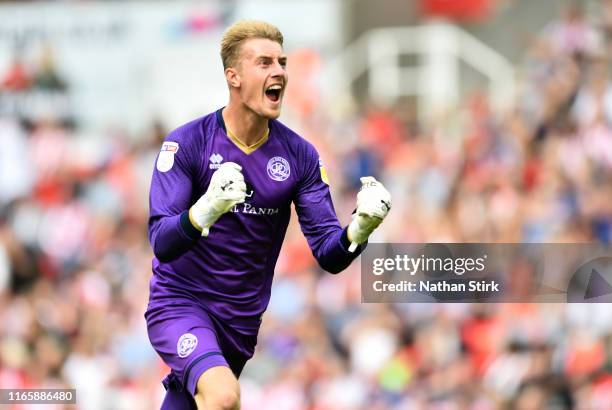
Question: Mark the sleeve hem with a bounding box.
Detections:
[340,227,366,253]
[180,210,202,239]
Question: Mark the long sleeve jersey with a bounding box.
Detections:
[147,109,363,332]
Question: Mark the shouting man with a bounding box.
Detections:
[145,20,391,410]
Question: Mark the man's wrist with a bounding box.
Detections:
[180,210,203,239]
[347,218,367,245]
[343,225,367,253]
[189,199,222,237]
[188,207,203,232]
[342,226,356,248]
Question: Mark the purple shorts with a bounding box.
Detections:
[145,300,257,398]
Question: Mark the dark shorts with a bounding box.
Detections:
[145,300,257,398]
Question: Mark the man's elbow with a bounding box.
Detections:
[152,240,179,263]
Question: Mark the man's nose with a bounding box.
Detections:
[271,61,285,77]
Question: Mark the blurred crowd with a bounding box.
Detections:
[1,3,612,410]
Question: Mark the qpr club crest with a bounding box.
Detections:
[267,156,290,181]
[177,333,198,358]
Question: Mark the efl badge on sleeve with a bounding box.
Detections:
[157,141,179,172]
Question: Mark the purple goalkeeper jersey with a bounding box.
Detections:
[147,109,362,333]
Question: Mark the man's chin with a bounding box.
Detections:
[262,107,282,119]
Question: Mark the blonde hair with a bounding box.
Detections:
[220,20,283,69]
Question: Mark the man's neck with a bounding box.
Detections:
[222,103,269,147]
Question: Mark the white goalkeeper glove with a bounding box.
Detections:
[189,162,246,237]
[347,176,391,252]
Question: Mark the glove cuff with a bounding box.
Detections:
[188,207,204,232]
[347,218,368,245]
[190,198,222,237]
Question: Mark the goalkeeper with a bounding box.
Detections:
[145,20,391,410]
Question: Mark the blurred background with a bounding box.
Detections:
[1,0,612,409]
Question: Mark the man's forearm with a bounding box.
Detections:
[313,226,365,274]
[149,211,201,262]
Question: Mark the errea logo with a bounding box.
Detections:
[209,153,224,169]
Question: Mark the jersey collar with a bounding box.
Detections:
[216,108,270,155]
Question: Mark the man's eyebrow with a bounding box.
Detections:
[256,55,287,62]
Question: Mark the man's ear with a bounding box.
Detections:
[225,67,240,88]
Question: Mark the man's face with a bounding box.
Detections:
[230,38,288,119]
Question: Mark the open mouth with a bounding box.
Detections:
[265,84,282,103]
